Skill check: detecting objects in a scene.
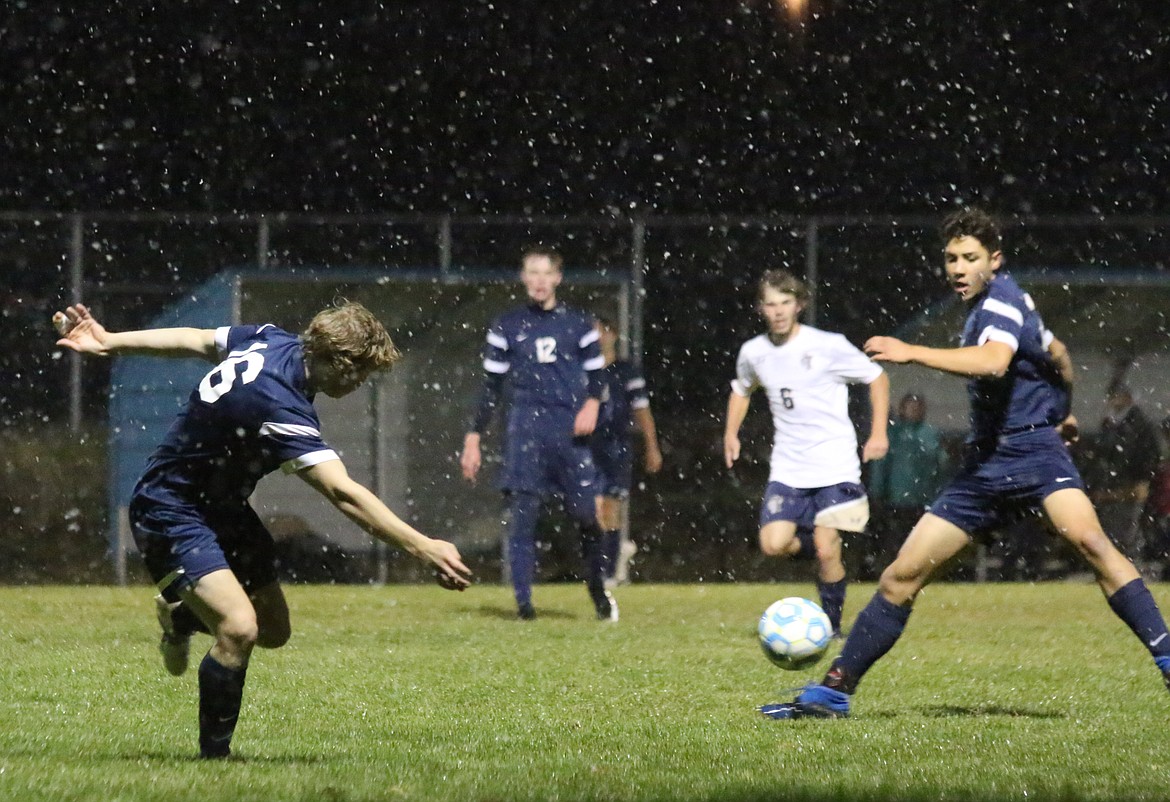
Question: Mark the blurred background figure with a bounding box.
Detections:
[866,392,949,578]
[1085,384,1160,565]
[1139,415,1170,580]
[592,317,663,587]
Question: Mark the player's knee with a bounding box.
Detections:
[1067,527,1118,565]
[814,538,842,564]
[215,610,260,654]
[878,560,922,604]
[760,538,791,558]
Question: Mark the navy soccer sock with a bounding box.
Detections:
[602,529,622,579]
[823,592,911,694]
[508,492,542,609]
[580,521,609,610]
[198,653,247,758]
[1107,578,1170,659]
[817,578,847,634]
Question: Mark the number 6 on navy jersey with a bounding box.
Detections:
[198,344,267,403]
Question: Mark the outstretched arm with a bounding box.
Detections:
[862,371,890,462]
[299,458,472,590]
[54,303,218,360]
[863,336,1013,378]
[1048,336,1079,445]
[633,406,663,474]
[723,391,751,469]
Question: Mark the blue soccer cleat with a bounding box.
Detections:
[758,684,850,720]
[1156,655,1170,692]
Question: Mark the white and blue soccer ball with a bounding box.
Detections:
[758,597,833,670]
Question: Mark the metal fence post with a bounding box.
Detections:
[630,215,647,369]
[68,213,85,432]
[804,217,819,326]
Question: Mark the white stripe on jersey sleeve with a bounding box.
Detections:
[579,328,600,348]
[730,379,753,397]
[982,297,1024,327]
[214,326,231,353]
[626,378,646,391]
[1040,326,1055,349]
[486,331,509,350]
[484,358,510,374]
[281,449,340,474]
[584,355,606,371]
[979,326,1019,352]
[260,421,323,438]
[631,398,650,410]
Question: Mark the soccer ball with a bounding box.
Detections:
[758,597,832,670]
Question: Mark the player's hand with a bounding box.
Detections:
[863,336,913,364]
[574,398,599,437]
[644,445,663,474]
[460,434,481,484]
[1057,414,1079,447]
[723,434,740,469]
[426,539,472,591]
[53,303,110,355]
[861,434,889,462]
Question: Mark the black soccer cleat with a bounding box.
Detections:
[1156,655,1170,692]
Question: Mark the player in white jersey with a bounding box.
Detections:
[724,270,889,635]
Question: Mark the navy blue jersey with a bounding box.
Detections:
[133,324,338,511]
[472,302,604,432]
[961,273,1068,441]
[594,360,650,444]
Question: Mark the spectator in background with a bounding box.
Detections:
[866,392,949,576]
[1087,384,1160,563]
[1140,415,1170,579]
[593,317,663,586]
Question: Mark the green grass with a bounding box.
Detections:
[1,582,1168,802]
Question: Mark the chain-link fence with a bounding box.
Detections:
[4,211,1169,584]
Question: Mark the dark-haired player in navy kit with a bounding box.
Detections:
[760,207,1170,719]
[54,301,471,758]
[593,317,662,585]
[460,246,616,622]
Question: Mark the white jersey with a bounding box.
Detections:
[732,325,883,488]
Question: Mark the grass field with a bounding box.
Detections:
[1,582,1168,802]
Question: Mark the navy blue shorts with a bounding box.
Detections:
[129,495,278,601]
[759,481,869,533]
[592,438,633,499]
[928,426,1084,540]
[503,407,598,516]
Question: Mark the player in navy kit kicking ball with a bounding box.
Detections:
[460,246,616,622]
[54,300,471,757]
[760,207,1170,720]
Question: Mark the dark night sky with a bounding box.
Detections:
[4,1,1169,216]
[2,2,1169,573]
